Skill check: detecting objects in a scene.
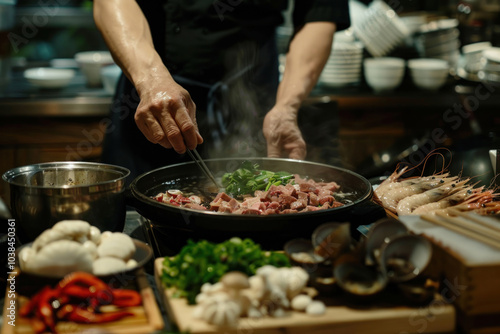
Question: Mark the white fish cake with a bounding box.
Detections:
[88,226,102,244]
[93,257,127,276]
[52,220,91,238]
[28,240,93,277]
[32,229,72,251]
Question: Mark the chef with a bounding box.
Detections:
[93,0,350,179]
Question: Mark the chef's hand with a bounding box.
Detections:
[263,105,306,160]
[134,74,203,154]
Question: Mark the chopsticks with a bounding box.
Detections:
[186,149,221,191]
[421,212,500,250]
[448,208,500,233]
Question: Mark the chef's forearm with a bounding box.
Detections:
[276,22,336,111]
[93,0,170,93]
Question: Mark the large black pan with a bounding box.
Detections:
[128,158,386,254]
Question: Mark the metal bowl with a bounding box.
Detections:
[2,162,130,244]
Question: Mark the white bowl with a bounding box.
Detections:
[364,57,406,92]
[408,58,449,90]
[101,64,122,95]
[75,51,114,87]
[24,67,75,89]
[482,47,500,64]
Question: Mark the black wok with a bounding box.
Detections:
[128,158,386,254]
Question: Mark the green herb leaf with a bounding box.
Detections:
[221,161,294,197]
[161,238,290,304]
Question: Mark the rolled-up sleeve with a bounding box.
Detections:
[293,0,351,31]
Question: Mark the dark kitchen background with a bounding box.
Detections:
[1,0,500,206]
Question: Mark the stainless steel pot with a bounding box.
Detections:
[2,161,130,244]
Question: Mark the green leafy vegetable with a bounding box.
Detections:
[221,161,294,197]
[161,237,290,304]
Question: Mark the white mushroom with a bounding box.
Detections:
[220,272,250,297]
[291,294,313,311]
[245,275,266,301]
[220,272,259,317]
[194,292,241,327]
[97,232,136,261]
[306,300,326,315]
[196,282,225,304]
[285,266,309,300]
[93,257,127,276]
[28,240,93,277]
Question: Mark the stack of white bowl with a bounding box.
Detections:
[319,30,364,88]
[399,12,428,46]
[408,58,450,91]
[364,57,406,92]
[457,42,492,81]
[477,47,500,84]
[352,0,410,57]
[75,51,115,87]
[400,13,428,35]
[414,19,460,71]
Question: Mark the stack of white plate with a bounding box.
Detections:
[478,47,500,84]
[319,36,364,88]
[457,42,492,81]
[352,0,410,57]
[414,19,460,70]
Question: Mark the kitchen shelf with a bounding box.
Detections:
[14,7,95,28]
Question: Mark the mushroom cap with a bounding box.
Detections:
[221,271,250,290]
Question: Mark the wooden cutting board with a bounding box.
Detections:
[154,257,456,334]
[1,269,164,334]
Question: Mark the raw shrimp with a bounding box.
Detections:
[411,187,483,215]
[431,196,499,216]
[374,167,408,197]
[381,176,457,213]
[396,179,470,215]
[375,172,451,201]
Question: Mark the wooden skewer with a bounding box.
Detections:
[447,208,500,234]
[421,214,500,251]
[435,211,500,241]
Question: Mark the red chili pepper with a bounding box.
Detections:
[59,284,113,309]
[59,305,134,324]
[58,272,108,291]
[34,286,59,334]
[111,289,142,307]
[19,286,45,317]
[169,199,181,206]
[58,272,113,308]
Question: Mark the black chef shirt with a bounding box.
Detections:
[138,0,351,82]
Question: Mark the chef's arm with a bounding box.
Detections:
[279,22,335,111]
[263,21,336,159]
[93,0,202,154]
